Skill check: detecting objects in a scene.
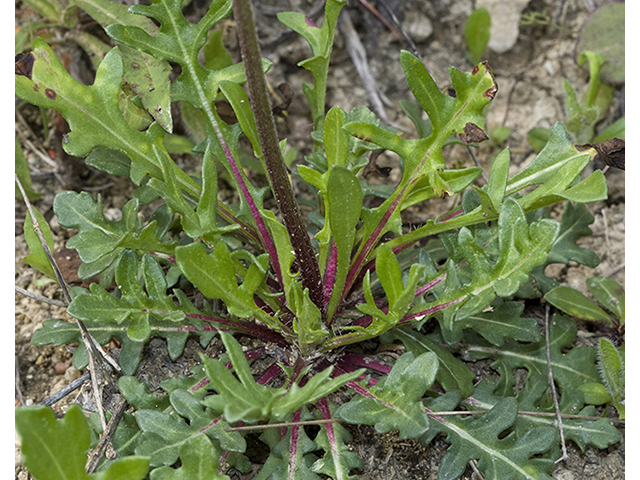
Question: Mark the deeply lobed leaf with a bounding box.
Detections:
[337,352,438,439]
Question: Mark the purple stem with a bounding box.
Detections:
[414,273,446,297]
[233,0,324,311]
[342,192,405,302]
[189,376,210,393]
[216,131,283,285]
[344,379,391,407]
[184,313,287,345]
[216,202,264,250]
[316,397,340,464]
[288,409,302,480]
[197,416,222,435]
[437,208,464,223]
[338,353,392,375]
[322,242,338,307]
[399,299,463,323]
[257,362,283,386]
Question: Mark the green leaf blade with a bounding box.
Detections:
[465,8,491,65]
[16,405,91,480]
[337,352,438,439]
[544,286,611,323]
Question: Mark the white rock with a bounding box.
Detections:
[403,11,434,43]
[477,0,531,53]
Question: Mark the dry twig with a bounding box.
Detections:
[545,305,569,463]
[16,174,120,431]
[85,396,128,473]
[339,10,404,131]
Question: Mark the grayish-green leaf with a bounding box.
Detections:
[337,352,438,439]
[544,286,611,323]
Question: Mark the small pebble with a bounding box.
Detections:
[54,360,72,375]
[64,366,81,382]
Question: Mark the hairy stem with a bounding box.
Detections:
[233,0,324,311]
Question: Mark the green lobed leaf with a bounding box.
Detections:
[15,405,149,480]
[468,376,621,454]
[467,314,600,393]
[386,328,475,398]
[16,405,90,480]
[149,434,230,480]
[271,366,364,420]
[174,241,271,323]
[457,301,541,347]
[132,384,245,467]
[311,402,362,480]
[428,398,556,480]
[119,376,171,411]
[67,251,185,343]
[75,0,159,34]
[54,191,176,278]
[277,0,347,131]
[401,51,495,140]
[32,318,143,375]
[15,39,194,188]
[336,352,438,439]
[105,0,248,122]
[119,45,173,132]
[587,276,624,320]
[202,332,285,423]
[506,123,595,200]
[407,198,559,345]
[337,57,498,280]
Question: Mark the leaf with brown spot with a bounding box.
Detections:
[459,122,489,145]
[15,52,35,78]
[120,45,173,133]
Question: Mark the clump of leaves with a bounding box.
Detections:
[16,0,622,479]
[545,276,625,419]
[527,50,624,152]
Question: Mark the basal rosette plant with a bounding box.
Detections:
[15,0,622,479]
